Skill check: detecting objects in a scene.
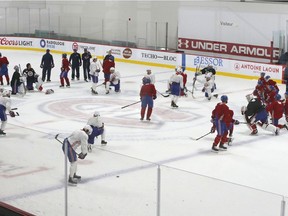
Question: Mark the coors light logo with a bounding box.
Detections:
[122,48,132,59]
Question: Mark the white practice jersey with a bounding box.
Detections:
[169,73,183,89]
[145,74,155,84]
[87,115,104,128]
[0,96,11,111]
[89,61,102,76]
[110,71,121,85]
[204,79,214,91]
[67,130,88,154]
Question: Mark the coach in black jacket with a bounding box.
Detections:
[40,49,54,82]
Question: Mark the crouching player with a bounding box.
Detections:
[87,111,107,152]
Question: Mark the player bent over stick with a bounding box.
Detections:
[62,125,92,186]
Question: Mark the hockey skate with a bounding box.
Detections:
[0,130,6,135]
[68,177,77,186]
[227,137,233,146]
[101,140,107,145]
[87,144,92,152]
[66,85,70,88]
[211,146,219,152]
[91,88,98,95]
[275,128,280,135]
[106,91,109,94]
[59,85,64,88]
[73,173,81,182]
[250,129,258,135]
[219,144,227,151]
[171,101,178,108]
[284,124,288,130]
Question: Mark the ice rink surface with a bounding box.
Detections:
[1,50,288,216]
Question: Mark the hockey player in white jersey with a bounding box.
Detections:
[169,70,183,108]
[87,111,107,152]
[89,57,102,95]
[62,125,92,186]
[105,67,120,94]
[145,69,155,84]
[0,90,16,135]
[198,73,215,100]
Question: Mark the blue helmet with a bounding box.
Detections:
[221,95,228,102]
[142,77,151,84]
[257,80,262,85]
[265,75,271,81]
[275,94,281,100]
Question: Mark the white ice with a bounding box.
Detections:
[0,50,288,216]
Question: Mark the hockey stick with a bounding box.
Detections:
[7,112,19,116]
[11,108,18,110]
[121,100,141,109]
[192,63,201,98]
[157,90,170,98]
[191,131,211,141]
[55,134,80,156]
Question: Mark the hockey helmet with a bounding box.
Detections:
[14,65,19,71]
[220,95,228,103]
[246,94,254,102]
[26,63,31,68]
[241,106,247,115]
[110,67,115,73]
[257,80,262,85]
[62,53,67,58]
[265,75,271,81]
[260,72,265,77]
[275,94,281,100]
[93,111,100,117]
[146,69,152,74]
[83,125,93,135]
[2,90,11,98]
[45,89,54,94]
[142,76,151,84]
[175,66,182,73]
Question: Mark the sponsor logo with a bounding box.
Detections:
[0,37,33,46]
[72,42,78,51]
[79,45,95,52]
[234,63,280,73]
[194,56,223,67]
[178,38,279,60]
[40,39,64,49]
[110,49,121,56]
[122,48,132,59]
[141,53,176,62]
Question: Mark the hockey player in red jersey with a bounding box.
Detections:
[265,76,279,93]
[102,56,115,83]
[211,95,231,152]
[60,53,70,88]
[241,95,279,135]
[0,53,10,85]
[266,94,287,129]
[140,77,157,121]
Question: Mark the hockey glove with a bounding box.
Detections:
[9,111,16,117]
[153,95,157,100]
[210,126,216,133]
[234,120,240,125]
[78,153,87,160]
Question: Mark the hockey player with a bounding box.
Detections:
[0,90,16,135]
[265,76,279,93]
[266,94,287,129]
[198,65,216,89]
[169,69,183,108]
[176,66,187,96]
[105,67,120,94]
[145,69,155,84]
[23,63,38,91]
[89,57,102,95]
[87,111,107,152]
[59,53,70,88]
[211,95,231,152]
[199,73,215,100]
[284,92,288,126]
[241,95,279,135]
[140,77,157,121]
[10,65,22,95]
[62,125,92,186]
[102,55,115,83]
[0,53,10,85]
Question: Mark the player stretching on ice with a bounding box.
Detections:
[87,111,107,152]
[0,90,16,135]
[105,67,120,94]
[89,58,102,95]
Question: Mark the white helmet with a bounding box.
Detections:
[245,94,254,102]
[93,111,100,117]
[110,67,115,72]
[14,65,19,71]
[2,90,11,98]
[175,66,182,73]
[83,125,93,135]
